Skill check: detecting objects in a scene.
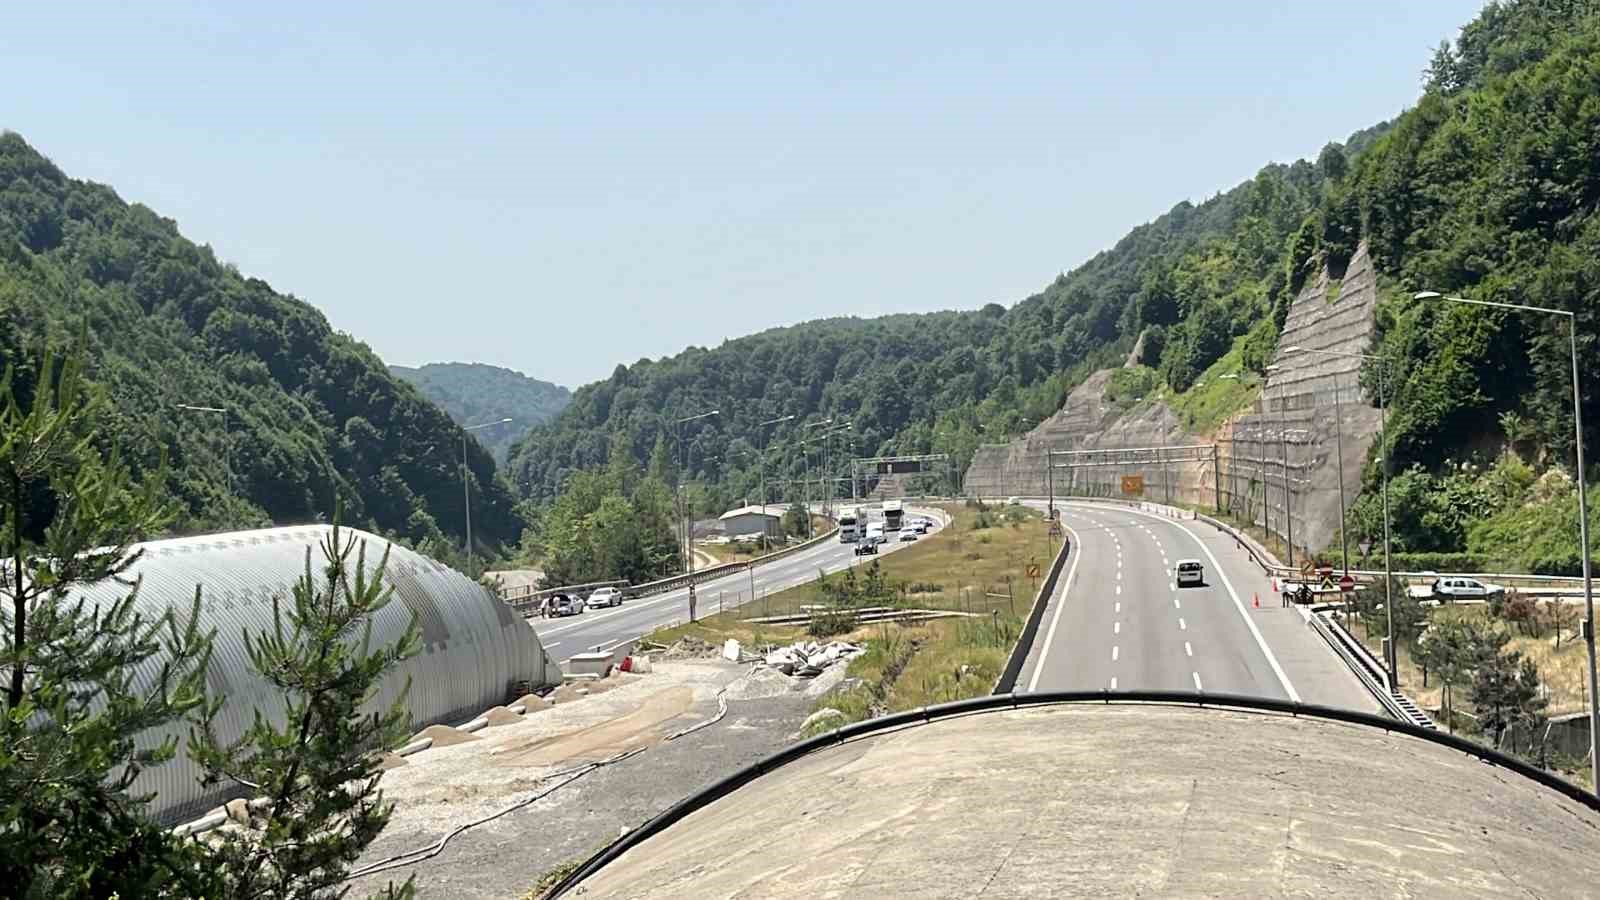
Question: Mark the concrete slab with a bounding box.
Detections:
[571,704,1600,899]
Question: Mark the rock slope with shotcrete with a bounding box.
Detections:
[965,243,1383,556]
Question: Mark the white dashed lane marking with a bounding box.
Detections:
[1193,672,1204,691]
[1112,646,1120,662]
[1185,641,1193,657]
[1179,617,1187,631]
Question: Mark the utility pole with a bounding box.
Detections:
[460,418,512,571]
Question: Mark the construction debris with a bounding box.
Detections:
[759,640,864,677]
[722,639,742,661]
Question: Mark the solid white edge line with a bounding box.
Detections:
[1091,503,1300,703]
[1026,520,1086,693]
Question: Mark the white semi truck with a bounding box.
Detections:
[883,500,904,532]
[839,507,861,543]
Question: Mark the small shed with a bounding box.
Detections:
[718,505,783,540]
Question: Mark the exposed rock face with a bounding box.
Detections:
[1230,242,1383,558]
[963,242,1384,559]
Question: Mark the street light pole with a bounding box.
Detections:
[175,404,231,502]
[673,409,721,577]
[1281,347,1351,574]
[1417,290,1598,789]
[461,418,513,571]
[1263,365,1295,568]
[756,414,795,517]
[1282,344,1392,680]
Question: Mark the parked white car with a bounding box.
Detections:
[588,587,623,608]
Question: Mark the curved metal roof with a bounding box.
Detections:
[64,524,556,824]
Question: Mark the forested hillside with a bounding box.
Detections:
[507,132,1377,508]
[516,0,1600,575]
[0,133,521,558]
[390,362,570,461]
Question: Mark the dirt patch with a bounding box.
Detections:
[416,724,481,748]
[513,693,553,712]
[484,706,525,727]
[491,686,696,767]
[379,752,409,771]
[549,672,639,704]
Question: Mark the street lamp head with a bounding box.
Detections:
[1413,290,1442,301]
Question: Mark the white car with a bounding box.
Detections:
[1429,576,1504,602]
[588,587,623,608]
[899,530,917,542]
[1175,559,1204,587]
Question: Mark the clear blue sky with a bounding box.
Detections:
[7,1,1479,388]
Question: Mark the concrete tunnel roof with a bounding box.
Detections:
[568,704,1600,898]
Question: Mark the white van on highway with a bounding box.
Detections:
[1175,559,1204,587]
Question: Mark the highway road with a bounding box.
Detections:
[529,508,944,662]
[1018,500,1378,711]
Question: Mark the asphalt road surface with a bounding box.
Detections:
[1019,501,1378,711]
[530,508,944,662]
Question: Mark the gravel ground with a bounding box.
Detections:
[345,659,817,899]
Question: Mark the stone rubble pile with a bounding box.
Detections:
[758,639,864,678]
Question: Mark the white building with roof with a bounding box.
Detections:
[718,505,782,540]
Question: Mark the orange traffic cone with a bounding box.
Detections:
[1253,592,1260,609]
[1271,576,1279,592]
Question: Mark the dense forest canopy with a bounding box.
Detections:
[0,133,521,559]
[390,361,570,462]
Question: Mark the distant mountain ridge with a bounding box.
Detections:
[390,362,571,461]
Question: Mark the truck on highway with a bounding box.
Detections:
[883,500,904,532]
[839,508,861,543]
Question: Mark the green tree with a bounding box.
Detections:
[0,343,217,898]
[189,518,421,899]
[783,503,810,538]
[1470,646,1548,759]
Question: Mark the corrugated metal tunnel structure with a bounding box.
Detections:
[63,524,560,824]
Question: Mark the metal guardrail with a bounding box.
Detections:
[616,523,842,603]
[1301,606,1435,728]
[504,579,628,614]
[994,532,1071,694]
[543,689,1600,897]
